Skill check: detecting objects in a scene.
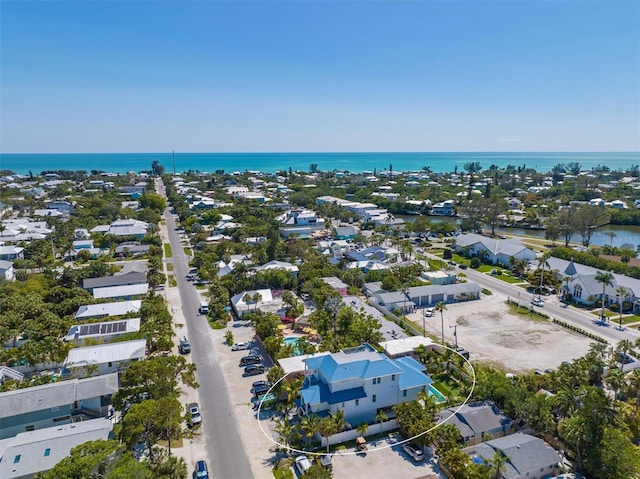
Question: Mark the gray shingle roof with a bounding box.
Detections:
[83,272,146,290]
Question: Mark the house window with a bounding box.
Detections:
[14,455,21,464]
[373,377,381,385]
[391,374,395,381]
[44,448,51,457]
[355,399,359,406]
[25,425,34,432]
[573,285,582,298]
[403,390,407,397]
[372,395,377,403]
[108,362,113,367]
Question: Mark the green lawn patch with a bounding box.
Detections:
[168,275,177,287]
[476,264,497,273]
[166,263,174,272]
[273,468,294,479]
[184,247,192,256]
[432,373,461,397]
[609,314,640,325]
[495,274,524,284]
[163,243,172,258]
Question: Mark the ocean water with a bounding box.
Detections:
[0,152,638,176]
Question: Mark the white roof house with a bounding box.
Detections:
[75,300,141,320]
[379,336,436,358]
[63,339,147,376]
[92,283,149,300]
[0,418,113,479]
[230,289,274,317]
[254,260,299,274]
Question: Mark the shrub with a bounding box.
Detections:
[470,257,481,268]
[443,248,453,259]
[481,288,492,295]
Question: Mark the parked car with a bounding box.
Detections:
[188,403,202,426]
[459,264,468,270]
[240,354,262,366]
[402,442,425,462]
[231,342,252,351]
[281,317,296,324]
[179,337,191,354]
[195,460,209,479]
[243,364,266,376]
[425,308,435,317]
[252,379,271,390]
[294,455,312,476]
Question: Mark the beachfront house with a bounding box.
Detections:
[61,339,147,378]
[299,344,434,427]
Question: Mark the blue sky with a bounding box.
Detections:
[1,1,638,153]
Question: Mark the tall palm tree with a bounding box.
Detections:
[605,368,625,409]
[331,409,347,434]
[375,410,388,433]
[318,417,337,453]
[300,413,321,445]
[615,286,628,331]
[536,254,551,300]
[488,450,509,479]
[594,271,614,322]
[435,301,447,345]
[325,296,343,334]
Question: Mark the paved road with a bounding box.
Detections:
[458,265,640,345]
[158,180,254,479]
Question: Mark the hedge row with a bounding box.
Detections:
[552,318,608,343]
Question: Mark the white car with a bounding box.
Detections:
[232,342,252,351]
[294,455,312,476]
[532,298,544,307]
[188,403,202,426]
[425,308,435,317]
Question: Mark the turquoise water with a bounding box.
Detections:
[283,337,301,356]
[428,385,447,404]
[1,151,638,175]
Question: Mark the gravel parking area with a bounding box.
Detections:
[406,293,593,373]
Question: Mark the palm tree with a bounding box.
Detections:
[318,416,337,453]
[281,378,303,417]
[273,416,294,450]
[325,296,343,334]
[560,415,588,472]
[605,368,625,409]
[300,413,321,445]
[536,254,551,300]
[616,286,627,331]
[488,450,509,479]
[435,301,447,345]
[594,271,614,322]
[375,410,388,433]
[356,422,369,438]
[331,409,347,434]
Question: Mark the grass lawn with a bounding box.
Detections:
[432,373,462,396]
[273,468,294,479]
[163,243,172,258]
[505,302,548,322]
[166,263,174,272]
[168,275,177,287]
[184,247,192,256]
[495,274,525,284]
[476,264,498,273]
[609,314,640,325]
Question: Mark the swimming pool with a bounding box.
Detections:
[428,385,447,404]
[283,337,302,356]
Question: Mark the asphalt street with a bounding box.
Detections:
[158,180,254,479]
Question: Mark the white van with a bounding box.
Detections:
[199,302,209,314]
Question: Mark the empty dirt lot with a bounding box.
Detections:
[407,293,593,373]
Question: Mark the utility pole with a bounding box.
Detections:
[422,307,425,337]
[450,325,458,349]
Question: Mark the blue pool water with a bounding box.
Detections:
[283,337,302,356]
[428,385,447,404]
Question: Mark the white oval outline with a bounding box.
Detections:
[256,344,476,457]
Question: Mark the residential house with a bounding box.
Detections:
[455,233,537,267]
[45,200,74,214]
[63,318,141,344]
[0,418,113,479]
[114,243,150,257]
[437,402,515,445]
[92,283,148,300]
[0,246,24,261]
[379,336,436,359]
[61,339,147,378]
[75,300,142,320]
[230,289,275,317]
[299,344,434,426]
[91,219,149,239]
[421,270,457,285]
[373,291,414,314]
[334,225,358,240]
[506,197,523,210]
[215,255,252,277]
[461,433,561,479]
[82,272,147,293]
[0,373,119,439]
[321,277,349,296]
[254,260,299,276]
[277,209,319,226]
[0,260,14,281]
[431,200,455,216]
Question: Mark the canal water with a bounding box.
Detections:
[398,215,640,249]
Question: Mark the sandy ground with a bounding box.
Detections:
[407,292,593,373]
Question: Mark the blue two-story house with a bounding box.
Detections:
[299,344,433,426]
